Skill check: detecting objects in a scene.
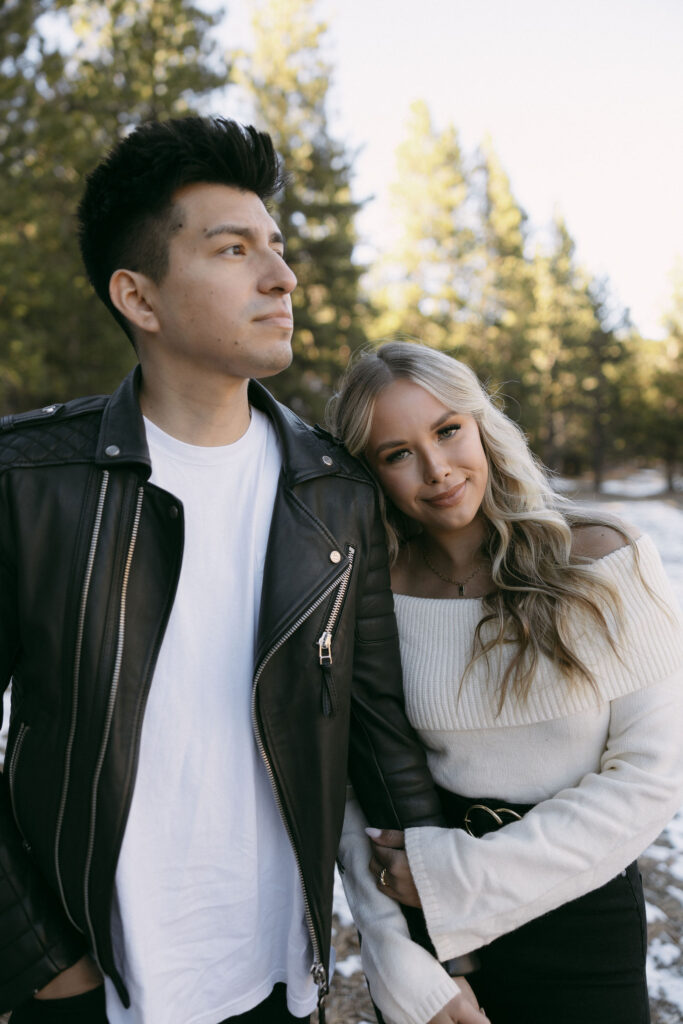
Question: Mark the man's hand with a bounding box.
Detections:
[366,827,421,907]
[34,954,103,999]
[428,977,490,1024]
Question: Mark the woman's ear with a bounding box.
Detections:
[109,269,160,335]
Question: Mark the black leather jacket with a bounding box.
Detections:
[0,368,443,1013]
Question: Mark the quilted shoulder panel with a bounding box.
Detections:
[0,398,106,470]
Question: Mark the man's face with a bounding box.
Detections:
[144,182,297,382]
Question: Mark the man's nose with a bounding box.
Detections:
[261,252,297,294]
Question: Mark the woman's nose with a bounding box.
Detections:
[423,452,450,484]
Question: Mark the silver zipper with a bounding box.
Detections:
[8,722,29,834]
[251,545,355,1009]
[317,547,355,667]
[54,470,109,928]
[83,486,144,958]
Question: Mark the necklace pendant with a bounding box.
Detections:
[458,583,465,597]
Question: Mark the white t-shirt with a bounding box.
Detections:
[104,409,317,1024]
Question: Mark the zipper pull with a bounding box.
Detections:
[317,630,333,667]
[321,666,337,717]
[312,962,328,1022]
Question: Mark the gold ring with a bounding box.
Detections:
[379,867,388,887]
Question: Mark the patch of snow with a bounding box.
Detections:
[667,885,683,908]
[648,957,683,1015]
[666,858,683,884]
[600,469,673,498]
[334,954,363,978]
[333,868,355,927]
[644,844,676,863]
[646,901,668,923]
[551,476,578,494]
[650,936,681,968]
[661,808,683,850]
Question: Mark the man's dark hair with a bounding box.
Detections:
[77,116,285,343]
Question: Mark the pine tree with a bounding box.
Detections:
[366,105,538,419]
[235,0,366,421]
[367,100,476,355]
[524,216,603,470]
[0,0,226,412]
[464,139,535,413]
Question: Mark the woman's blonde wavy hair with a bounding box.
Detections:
[327,340,634,708]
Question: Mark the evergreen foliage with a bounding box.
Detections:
[0,3,678,488]
[234,0,367,421]
[0,0,226,411]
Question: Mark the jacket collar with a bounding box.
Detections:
[95,366,366,487]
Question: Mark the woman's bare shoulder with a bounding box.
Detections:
[571,521,641,560]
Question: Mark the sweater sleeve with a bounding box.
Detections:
[338,788,460,1024]
[405,667,683,960]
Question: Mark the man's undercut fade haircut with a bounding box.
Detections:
[77,116,285,343]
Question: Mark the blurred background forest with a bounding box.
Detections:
[1,0,681,490]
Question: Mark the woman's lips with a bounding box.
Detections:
[424,480,467,507]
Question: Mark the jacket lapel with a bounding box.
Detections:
[248,380,358,667]
[255,482,351,667]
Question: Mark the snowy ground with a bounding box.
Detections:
[1,474,681,1022]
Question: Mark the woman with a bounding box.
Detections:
[331,341,683,1024]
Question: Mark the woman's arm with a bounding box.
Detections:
[339,789,489,1024]
[402,669,683,962]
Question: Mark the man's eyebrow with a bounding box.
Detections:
[373,411,459,456]
[203,224,285,246]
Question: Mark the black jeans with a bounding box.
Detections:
[10,983,309,1024]
[433,788,650,1024]
[468,860,650,1024]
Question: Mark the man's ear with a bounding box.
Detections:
[109,269,160,334]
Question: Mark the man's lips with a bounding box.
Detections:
[253,311,293,328]
[424,480,467,507]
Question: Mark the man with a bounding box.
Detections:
[0,117,485,1024]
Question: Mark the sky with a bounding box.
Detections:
[217,0,683,339]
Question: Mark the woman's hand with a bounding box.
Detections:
[366,829,491,1020]
[428,977,490,1023]
[366,827,421,907]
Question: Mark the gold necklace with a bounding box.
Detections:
[420,545,484,597]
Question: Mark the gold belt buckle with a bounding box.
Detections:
[463,803,523,838]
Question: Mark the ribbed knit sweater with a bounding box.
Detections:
[339,534,683,1024]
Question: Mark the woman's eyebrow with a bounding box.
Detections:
[374,438,407,456]
[373,412,459,456]
[430,410,458,429]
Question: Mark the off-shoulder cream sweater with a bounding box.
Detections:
[339,535,683,1024]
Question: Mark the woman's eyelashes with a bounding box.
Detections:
[383,424,462,465]
[438,423,461,439]
[385,447,410,465]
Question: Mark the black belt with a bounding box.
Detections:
[437,786,535,838]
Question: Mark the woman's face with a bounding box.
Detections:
[365,378,489,536]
